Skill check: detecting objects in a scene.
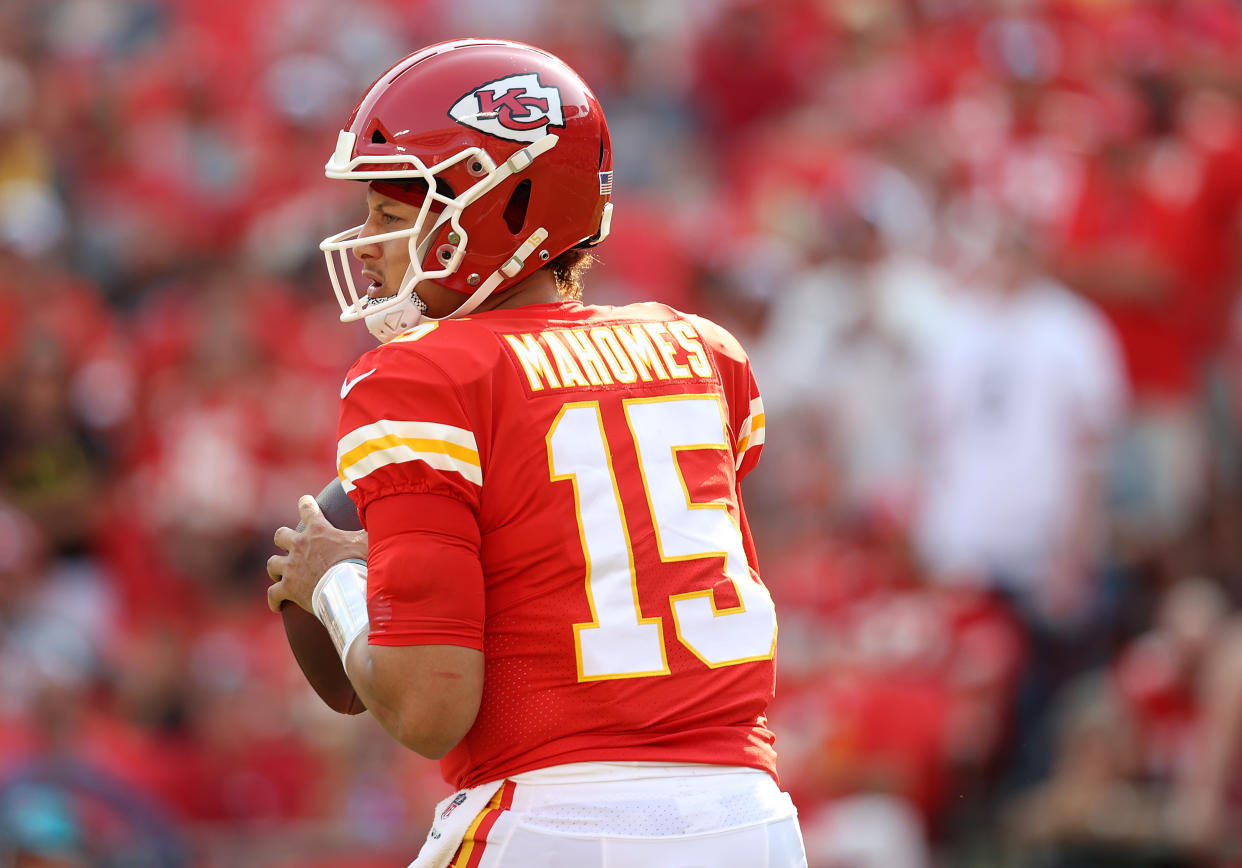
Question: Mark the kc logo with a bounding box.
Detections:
[450,73,565,143]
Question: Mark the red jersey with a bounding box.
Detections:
[335,301,778,789]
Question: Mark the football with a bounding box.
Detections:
[280,478,367,715]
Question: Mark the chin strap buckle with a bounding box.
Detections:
[499,227,550,278]
[505,134,559,175]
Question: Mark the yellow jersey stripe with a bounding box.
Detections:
[339,434,480,475]
[735,405,766,470]
[338,419,482,491]
[338,418,477,456]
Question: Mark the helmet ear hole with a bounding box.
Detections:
[503,179,532,235]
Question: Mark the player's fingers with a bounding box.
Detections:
[273,525,296,550]
[297,494,325,525]
[267,581,289,614]
[266,553,286,582]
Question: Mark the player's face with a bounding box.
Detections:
[354,188,462,318]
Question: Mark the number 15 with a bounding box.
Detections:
[547,394,778,681]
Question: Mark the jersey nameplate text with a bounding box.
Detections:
[503,321,715,394]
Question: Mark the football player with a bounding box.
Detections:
[266,39,807,868]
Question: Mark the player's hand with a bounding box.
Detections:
[267,495,369,614]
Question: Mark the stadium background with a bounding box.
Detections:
[3,0,1242,865]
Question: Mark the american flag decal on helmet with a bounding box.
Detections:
[598,171,613,195]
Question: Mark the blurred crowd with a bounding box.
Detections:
[2,0,1242,866]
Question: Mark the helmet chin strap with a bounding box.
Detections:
[364,272,498,343]
[365,293,428,342]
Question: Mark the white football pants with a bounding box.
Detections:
[424,762,807,868]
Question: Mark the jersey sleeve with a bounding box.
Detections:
[683,313,766,481]
[335,345,488,649]
[335,349,483,523]
[364,491,486,649]
[733,368,765,481]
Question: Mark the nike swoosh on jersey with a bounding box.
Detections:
[340,368,377,399]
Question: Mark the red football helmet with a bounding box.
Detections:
[319,39,614,341]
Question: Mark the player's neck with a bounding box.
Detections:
[483,268,564,312]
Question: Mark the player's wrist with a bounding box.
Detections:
[311,559,370,666]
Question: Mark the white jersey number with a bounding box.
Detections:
[547,395,777,680]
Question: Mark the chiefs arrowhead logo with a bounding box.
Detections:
[449,74,565,143]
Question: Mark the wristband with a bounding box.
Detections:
[311,558,369,666]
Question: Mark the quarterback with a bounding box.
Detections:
[266,39,807,868]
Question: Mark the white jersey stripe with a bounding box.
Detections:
[734,396,766,471]
[338,419,481,491]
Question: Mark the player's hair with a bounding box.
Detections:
[547,247,595,299]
